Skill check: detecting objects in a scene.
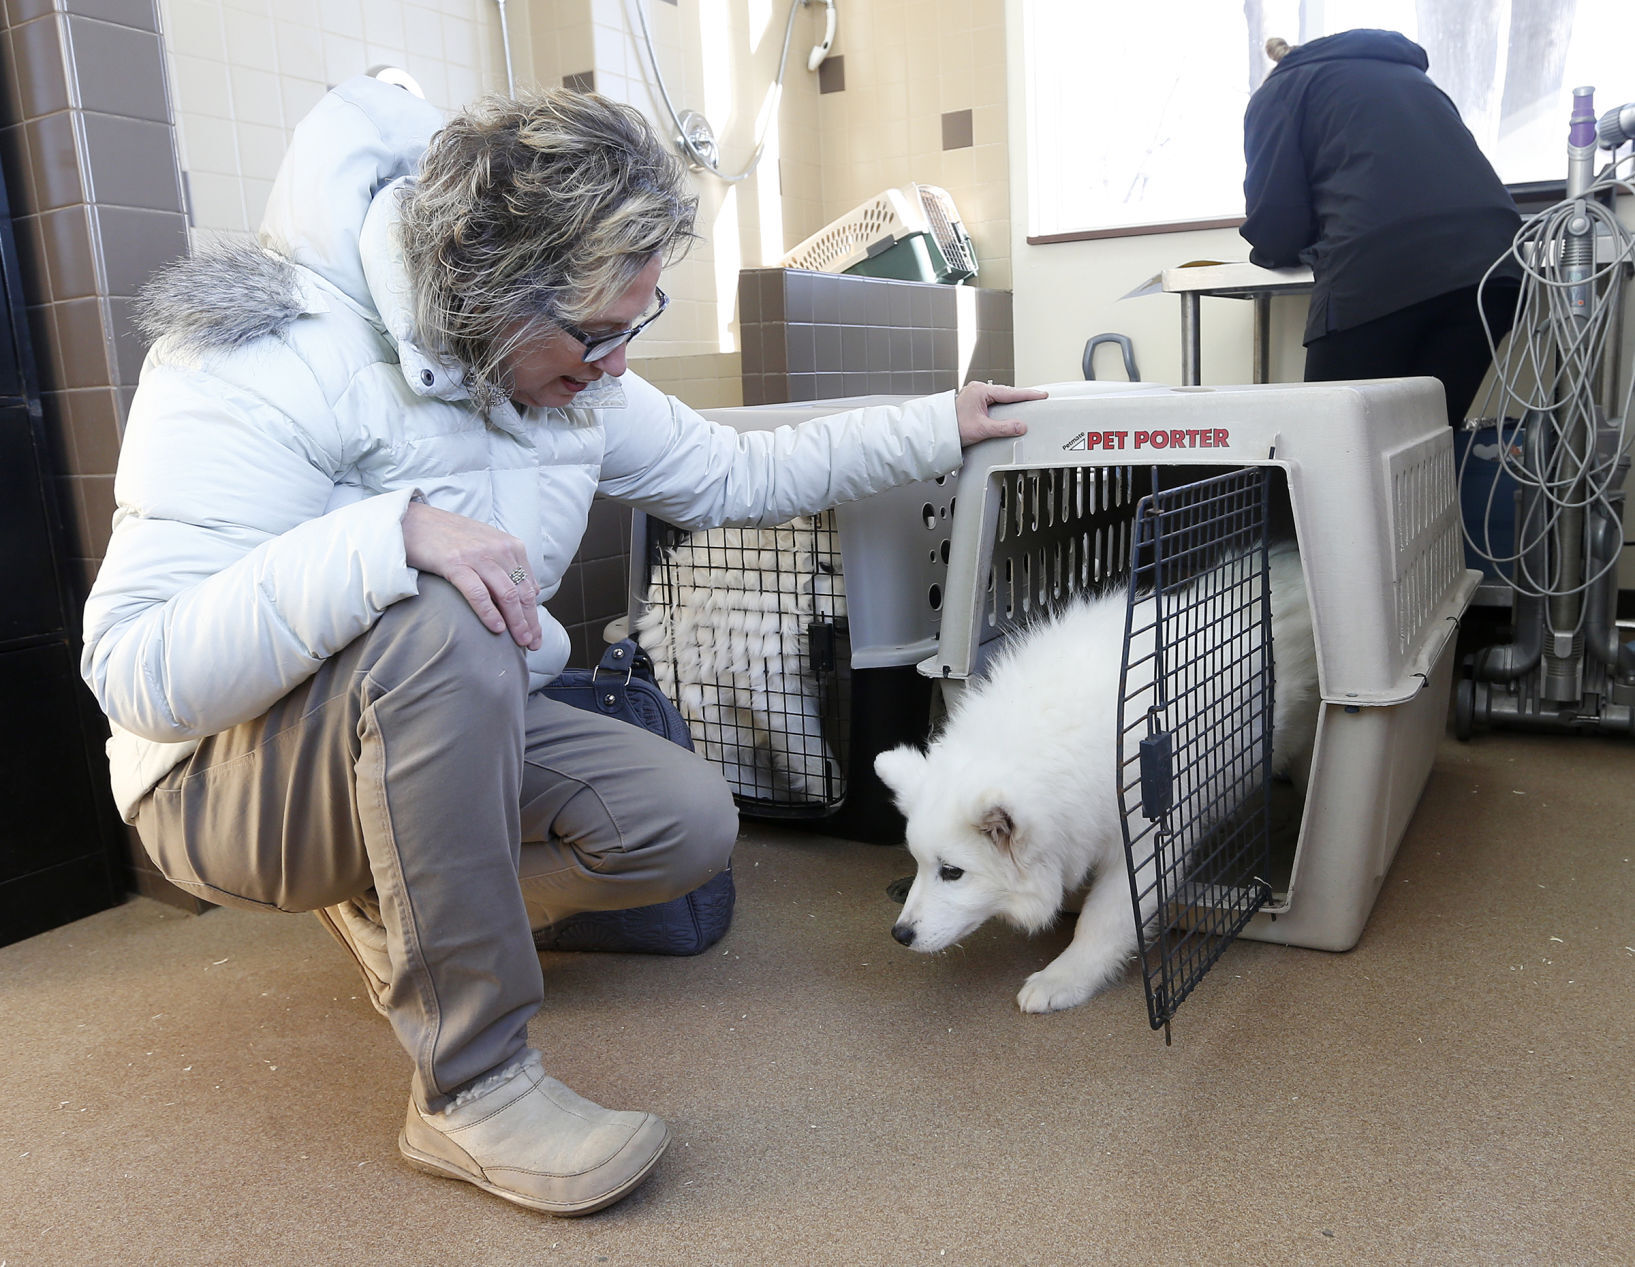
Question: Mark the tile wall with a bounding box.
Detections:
[738,267,1014,405]
[156,0,513,237]
[808,0,1012,289]
[0,0,194,907]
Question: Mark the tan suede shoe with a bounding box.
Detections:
[399,1051,670,1215]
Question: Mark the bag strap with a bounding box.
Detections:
[596,638,655,682]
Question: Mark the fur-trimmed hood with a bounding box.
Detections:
[133,237,306,356]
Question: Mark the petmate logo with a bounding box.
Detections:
[1064,428,1232,452]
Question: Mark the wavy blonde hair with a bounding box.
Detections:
[398,90,697,408]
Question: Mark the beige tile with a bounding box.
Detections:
[318,0,364,40]
[164,0,227,62]
[272,20,326,81]
[322,31,367,84]
[227,65,285,126]
[175,111,238,176]
[169,54,234,120]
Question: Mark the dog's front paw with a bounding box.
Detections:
[1016,964,1099,1014]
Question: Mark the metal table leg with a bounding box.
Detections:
[1253,293,1271,383]
[1180,293,1200,386]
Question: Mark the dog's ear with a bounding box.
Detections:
[974,799,1018,854]
[873,745,927,805]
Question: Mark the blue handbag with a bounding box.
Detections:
[533,639,734,955]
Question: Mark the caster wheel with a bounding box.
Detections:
[1454,676,1475,742]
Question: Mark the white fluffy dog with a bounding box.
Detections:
[875,544,1319,1014]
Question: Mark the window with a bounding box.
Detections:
[1022,0,1635,240]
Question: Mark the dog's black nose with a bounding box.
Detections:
[892,923,915,946]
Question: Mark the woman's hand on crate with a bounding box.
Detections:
[956,381,1047,447]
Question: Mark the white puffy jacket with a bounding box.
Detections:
[82,76,962,821]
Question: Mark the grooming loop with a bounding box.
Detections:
[1117,470,1275,1034]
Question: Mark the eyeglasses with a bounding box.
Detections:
[555,288,669,363]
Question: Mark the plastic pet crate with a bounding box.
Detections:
[626,396,967,838]
[928,378,1477,963]
[779,184,977,284]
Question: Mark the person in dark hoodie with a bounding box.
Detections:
[1240,29,1523,425]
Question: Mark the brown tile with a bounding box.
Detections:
[888,283,915,327]
[1,29,19,124]
[759,325,786,375]
[786,323,815,373]
[888,328,912,370]
[5,0,56,29]
[736,270,760,323]
[12,211,50,307]
[12,15,69,118]
[761,371,788,403]
[783,269,813,322]
[546,567,585,625]
[756,267,783,324]
[0,126,30,212]
[738,319,762,374]
[40,203,97,299]
[817,54,844,94]
[812,273,841,324]
[80,472,115,553]
[63,0,159,32]
[580,494,626,562]
[579,555,626,625]
[25,301,59,390]
[911,283,937,328]
[562,70,595,93]
[942,109,974,150]
[105,295,146,385]
[865,327,890,372]
[51,295,113,389]
[814,323,841,370]
[58,385,122,474]
[24,110,84,211]
[840,323,865,370]
[909,326,935,371]
[79,112,182,212]
[95,205,188,296]
[66,17,169,122]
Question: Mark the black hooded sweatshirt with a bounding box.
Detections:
[1240,28,1521,343]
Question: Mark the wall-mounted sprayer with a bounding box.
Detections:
[808,0,836,72]
[492,0,515,96]
[635,0,838,183]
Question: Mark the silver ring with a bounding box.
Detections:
[507,566,529,587]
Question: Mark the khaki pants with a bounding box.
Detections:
[135,578,737,1112]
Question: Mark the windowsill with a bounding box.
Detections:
[1026,216,1246,245]
[1027,179,1568,246]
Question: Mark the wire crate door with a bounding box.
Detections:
[1117,468,1276,1035]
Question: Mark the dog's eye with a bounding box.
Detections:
[938,864,965,882]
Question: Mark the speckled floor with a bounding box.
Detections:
[2,726,1630,1266]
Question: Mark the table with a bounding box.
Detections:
[1125,260,1314,385]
